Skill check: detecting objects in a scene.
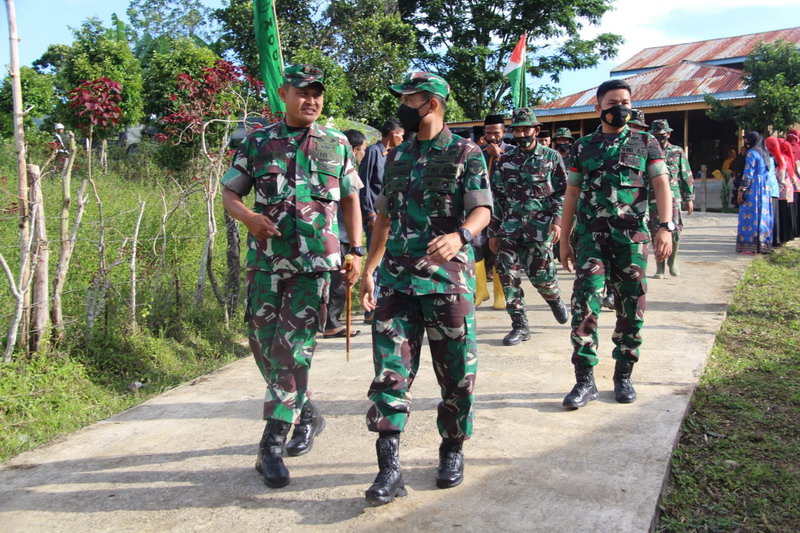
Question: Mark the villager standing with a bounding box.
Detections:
[736,131,773,254]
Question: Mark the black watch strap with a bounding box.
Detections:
[457,228,473,244]
[349,246,367,257]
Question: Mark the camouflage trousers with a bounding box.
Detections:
[648,198,682,242]
[571,232,648,367]
[245,269,331,424]
[366,288,478,441]
[496,237,561,318]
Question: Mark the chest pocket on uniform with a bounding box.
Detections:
[526,158,555,196]
[253,152,290,205]
[617,151,647,188]
[422,161,458,217]
[309,159,341,202]
[384,159,412,218]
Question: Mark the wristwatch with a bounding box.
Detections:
[457,227,473,244]
[349,246,367,257]
[658,221,677,232]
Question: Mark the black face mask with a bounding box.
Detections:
[397,101,430,133]
[600,104,633,128]
[656,136,669,148]
[555,142,570,153]
[516,135,535,149]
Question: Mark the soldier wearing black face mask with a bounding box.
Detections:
[553,127,574,162]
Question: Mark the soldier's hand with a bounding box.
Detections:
[654,229,673,262]
[684,200,694,215]
[245,213,281,240]
[360,270,376,311]
[488,237,500,254]
[343,255,362,287]
[549,224,561,244]
[427,233,463,264]
[560,242,575,273]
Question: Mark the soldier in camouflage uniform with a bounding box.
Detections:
[553,127,575,162]
[560,79,674,410]
[221,64,363,488]
[598,110,647,310]
[628,109,648,132]
[648,119,695,278]
[488,107,569,346]
[358,72,492,505]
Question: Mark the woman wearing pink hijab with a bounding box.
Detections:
[778,137,800,238]
[765,137,786,245]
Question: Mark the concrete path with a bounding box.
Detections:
[0,213,751,533]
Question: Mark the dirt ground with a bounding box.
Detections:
[0,212,751,533]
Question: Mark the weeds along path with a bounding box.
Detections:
[0,212,751,533]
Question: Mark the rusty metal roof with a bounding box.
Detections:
[536,61,748,114]
[612,27,800,74]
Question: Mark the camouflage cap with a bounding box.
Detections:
[389,72,450,100]
[284,64,326,90]
[628,109,647,128]
[554,127,573,140]
[650,119,673,134]
[510,107,542,127]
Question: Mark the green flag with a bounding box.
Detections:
[253,0,285,113]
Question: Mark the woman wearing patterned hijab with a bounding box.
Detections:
[736,132,773,254]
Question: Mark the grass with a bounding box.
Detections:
[657,246,800,532]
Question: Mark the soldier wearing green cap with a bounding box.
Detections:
[628,109,648,132]
[560,79,674,411]
[221,64,364,489]
[648,119,694,278]
[553,127,575,161]
[359,71,492,505]
[488,107,569,346]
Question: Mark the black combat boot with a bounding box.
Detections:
[255,419,292,488]
[562,365,599,409]
[613,360,637,403]
[436,440,464,489]
[365,434,407,506]
[602,290,615,310]
[502,314,531,346]
[286,400,326,457]
[547,297,569,324]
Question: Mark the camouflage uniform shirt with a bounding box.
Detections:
[488,142,567,242]
[221,120,361,273]
[567,125,667,244]
[663,142,695,202]
[374,126,492,295]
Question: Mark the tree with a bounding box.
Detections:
[706,40,800,134]
[326,0,415,125]
[127,0,215,42]
[398,0,622,119]
[214,0,320,75]
[0,67,55,137]
[58,18,144,132]
[32,43,71,75]
[142,38,219,120]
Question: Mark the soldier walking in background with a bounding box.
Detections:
[359,72,491,505]
[560,79,674,410]
[488,107,569,346]
[648,119,694,278]
[221,64,363,488]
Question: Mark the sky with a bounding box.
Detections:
[2,0,799,99]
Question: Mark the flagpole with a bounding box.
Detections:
[271,0,284,72]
